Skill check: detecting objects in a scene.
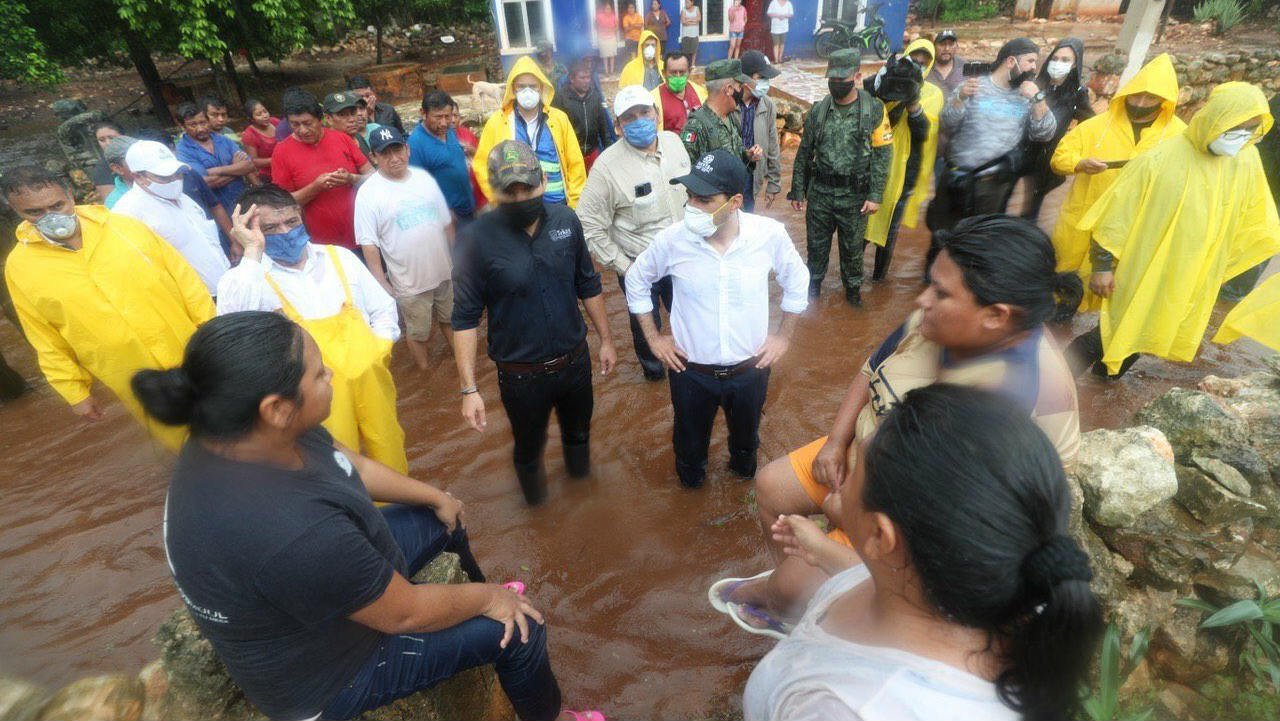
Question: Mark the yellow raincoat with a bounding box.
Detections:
[620,30,664,88]
[1051,53,1186,311]
[1080,82,1280,374]
[866,38,944,245]
[1214,272,1280,351]
[473,56,586,207]
[4,206,214,450]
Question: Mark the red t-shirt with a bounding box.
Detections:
[658,84,702,133]
[241,119,280,183]
[271,129,368,249]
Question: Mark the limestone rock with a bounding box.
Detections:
[1189,454,1251,496]
[1107,585,1179,643]
[1076,426,1178,527]
[0,677,46,721]
[1147,605,1232,684]
[1094,500,1251,589]
[1196,545,1280,603]
[1199,371,1280,484]
[1134,388,1267,484]
[1174,465,1266,525]
[35,675,145,721]
[151,553,513,721]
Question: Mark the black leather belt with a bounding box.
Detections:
[496,341,587,374]
[685,356,760,379]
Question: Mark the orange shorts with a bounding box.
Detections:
[785,436,854,549]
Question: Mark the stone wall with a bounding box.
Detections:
[0,553,515,721]
[1069,358,1280,714]
[1089,48,1280,113]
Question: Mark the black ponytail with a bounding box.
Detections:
[132,312,306,441]
[862,384,1103,721]
[936,214,1083,328]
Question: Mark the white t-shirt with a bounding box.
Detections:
[112,185,229,295]
[767,0,793,35]
[742,565,1019,721]
[353,168,453,296]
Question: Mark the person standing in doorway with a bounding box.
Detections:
[646,0,672,40]
[579,86,690,381]
[597,0,620,76]
[730,50,782,212]
[356,127,456,371]
[766,0,793,63]
[680,0,702,67]
[789,49,894,307]
[728,0,748,59]
[625,149,808,488]
[451,141,616,506]
[623,2,645,59]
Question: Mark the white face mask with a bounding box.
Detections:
[643,45,656,60]
[515,86,542,111]
[751,79,771,99]
[144,177,186,200]
[1208,129,1254,157]
[1046,59,1072,80]
[683,201,729,238]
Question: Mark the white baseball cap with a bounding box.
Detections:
[614,85,655,119]
[125,140,187,176]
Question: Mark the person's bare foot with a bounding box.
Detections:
[725,576,770,607]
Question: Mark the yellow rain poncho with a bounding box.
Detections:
[1214,272,1280,351]
[866,38,944,245]
[1051,53,1185,311]
[473,55,586,206]
[619,29,664,89]
[4,206,214,450]
[1080,82,1280,374]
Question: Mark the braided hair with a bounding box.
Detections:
[862,384,1102,721]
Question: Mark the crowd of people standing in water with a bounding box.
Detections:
[4,24,1280,721]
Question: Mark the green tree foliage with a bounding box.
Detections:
[0,0,64,85]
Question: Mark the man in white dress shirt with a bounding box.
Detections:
[217,183,409,473]
[112,140,230,295]
[625,149,809,488]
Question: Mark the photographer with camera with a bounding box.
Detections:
[926,38,1055,242]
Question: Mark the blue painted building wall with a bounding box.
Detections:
[494,0,910,73]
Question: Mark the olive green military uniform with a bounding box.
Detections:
[788,49,894,300]
[681,59,753,173]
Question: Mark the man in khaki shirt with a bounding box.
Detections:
[579,85,691,380]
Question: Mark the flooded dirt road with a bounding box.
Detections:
[1,161,1275,719]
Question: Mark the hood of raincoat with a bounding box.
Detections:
[904,37,936,77]
[1186,81,1274,154]
[620,30,665,87]
[502,56,556,114]
[1037,37,1085,90]
[1109,53,1179,125]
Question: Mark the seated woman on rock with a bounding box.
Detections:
[710,214,1083,637]
[742,384,1103,721]
[132,311,602,721]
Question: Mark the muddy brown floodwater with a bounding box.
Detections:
[0,151,1275,720]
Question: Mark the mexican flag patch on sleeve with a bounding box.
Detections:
[683,130,697,143]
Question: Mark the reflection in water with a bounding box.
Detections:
[0,162,1273,718]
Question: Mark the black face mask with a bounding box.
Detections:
[828,79,856,99]
[501,196,545,230]
[1125,100,1161,123]
[732,88,745,105]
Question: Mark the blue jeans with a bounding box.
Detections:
[321,506,561,721]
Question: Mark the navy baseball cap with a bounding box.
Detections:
[670,148,749,197]
[369,125,407,153]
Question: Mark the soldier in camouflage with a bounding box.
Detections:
[788,48,894,307]
[681,59,763,190]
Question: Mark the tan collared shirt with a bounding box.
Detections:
[579,130,690,275]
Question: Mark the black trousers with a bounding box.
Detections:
[497,349,593,505]
[668,364,770,488]
[618,272,674,379]
[1066,325,1140,379]
[925,169,1018,276]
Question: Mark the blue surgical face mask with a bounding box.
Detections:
[623,117,658,148]
[264,224,311,265]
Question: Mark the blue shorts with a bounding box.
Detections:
[729,31,744,39]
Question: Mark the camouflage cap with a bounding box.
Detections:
[704,59,751,83]
[825,48,863,79]
[488,140,543,191]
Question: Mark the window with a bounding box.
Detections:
[696,0,727,37]
[820,0,865,27]
[498,0,553,52]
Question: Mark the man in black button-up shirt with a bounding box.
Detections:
[452,140,616,505]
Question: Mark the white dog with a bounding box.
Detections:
[468,74,504,113]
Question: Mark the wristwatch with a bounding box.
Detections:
[1031,90,1047,104]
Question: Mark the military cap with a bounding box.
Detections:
[488,140,544,191]
[825,48,863,79]
[704,59,751,83]
[322,91,365,113]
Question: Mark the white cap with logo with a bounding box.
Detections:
[125,140,187,176]
[613,85,655,119]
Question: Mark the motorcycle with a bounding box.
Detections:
[814,4,892,60]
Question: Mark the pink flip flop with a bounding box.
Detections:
[502,581,526,596]
[565,712,606,721]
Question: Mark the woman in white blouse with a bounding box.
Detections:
[743,384,1102,721]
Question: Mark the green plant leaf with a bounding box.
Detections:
[1202,600,1265,628]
